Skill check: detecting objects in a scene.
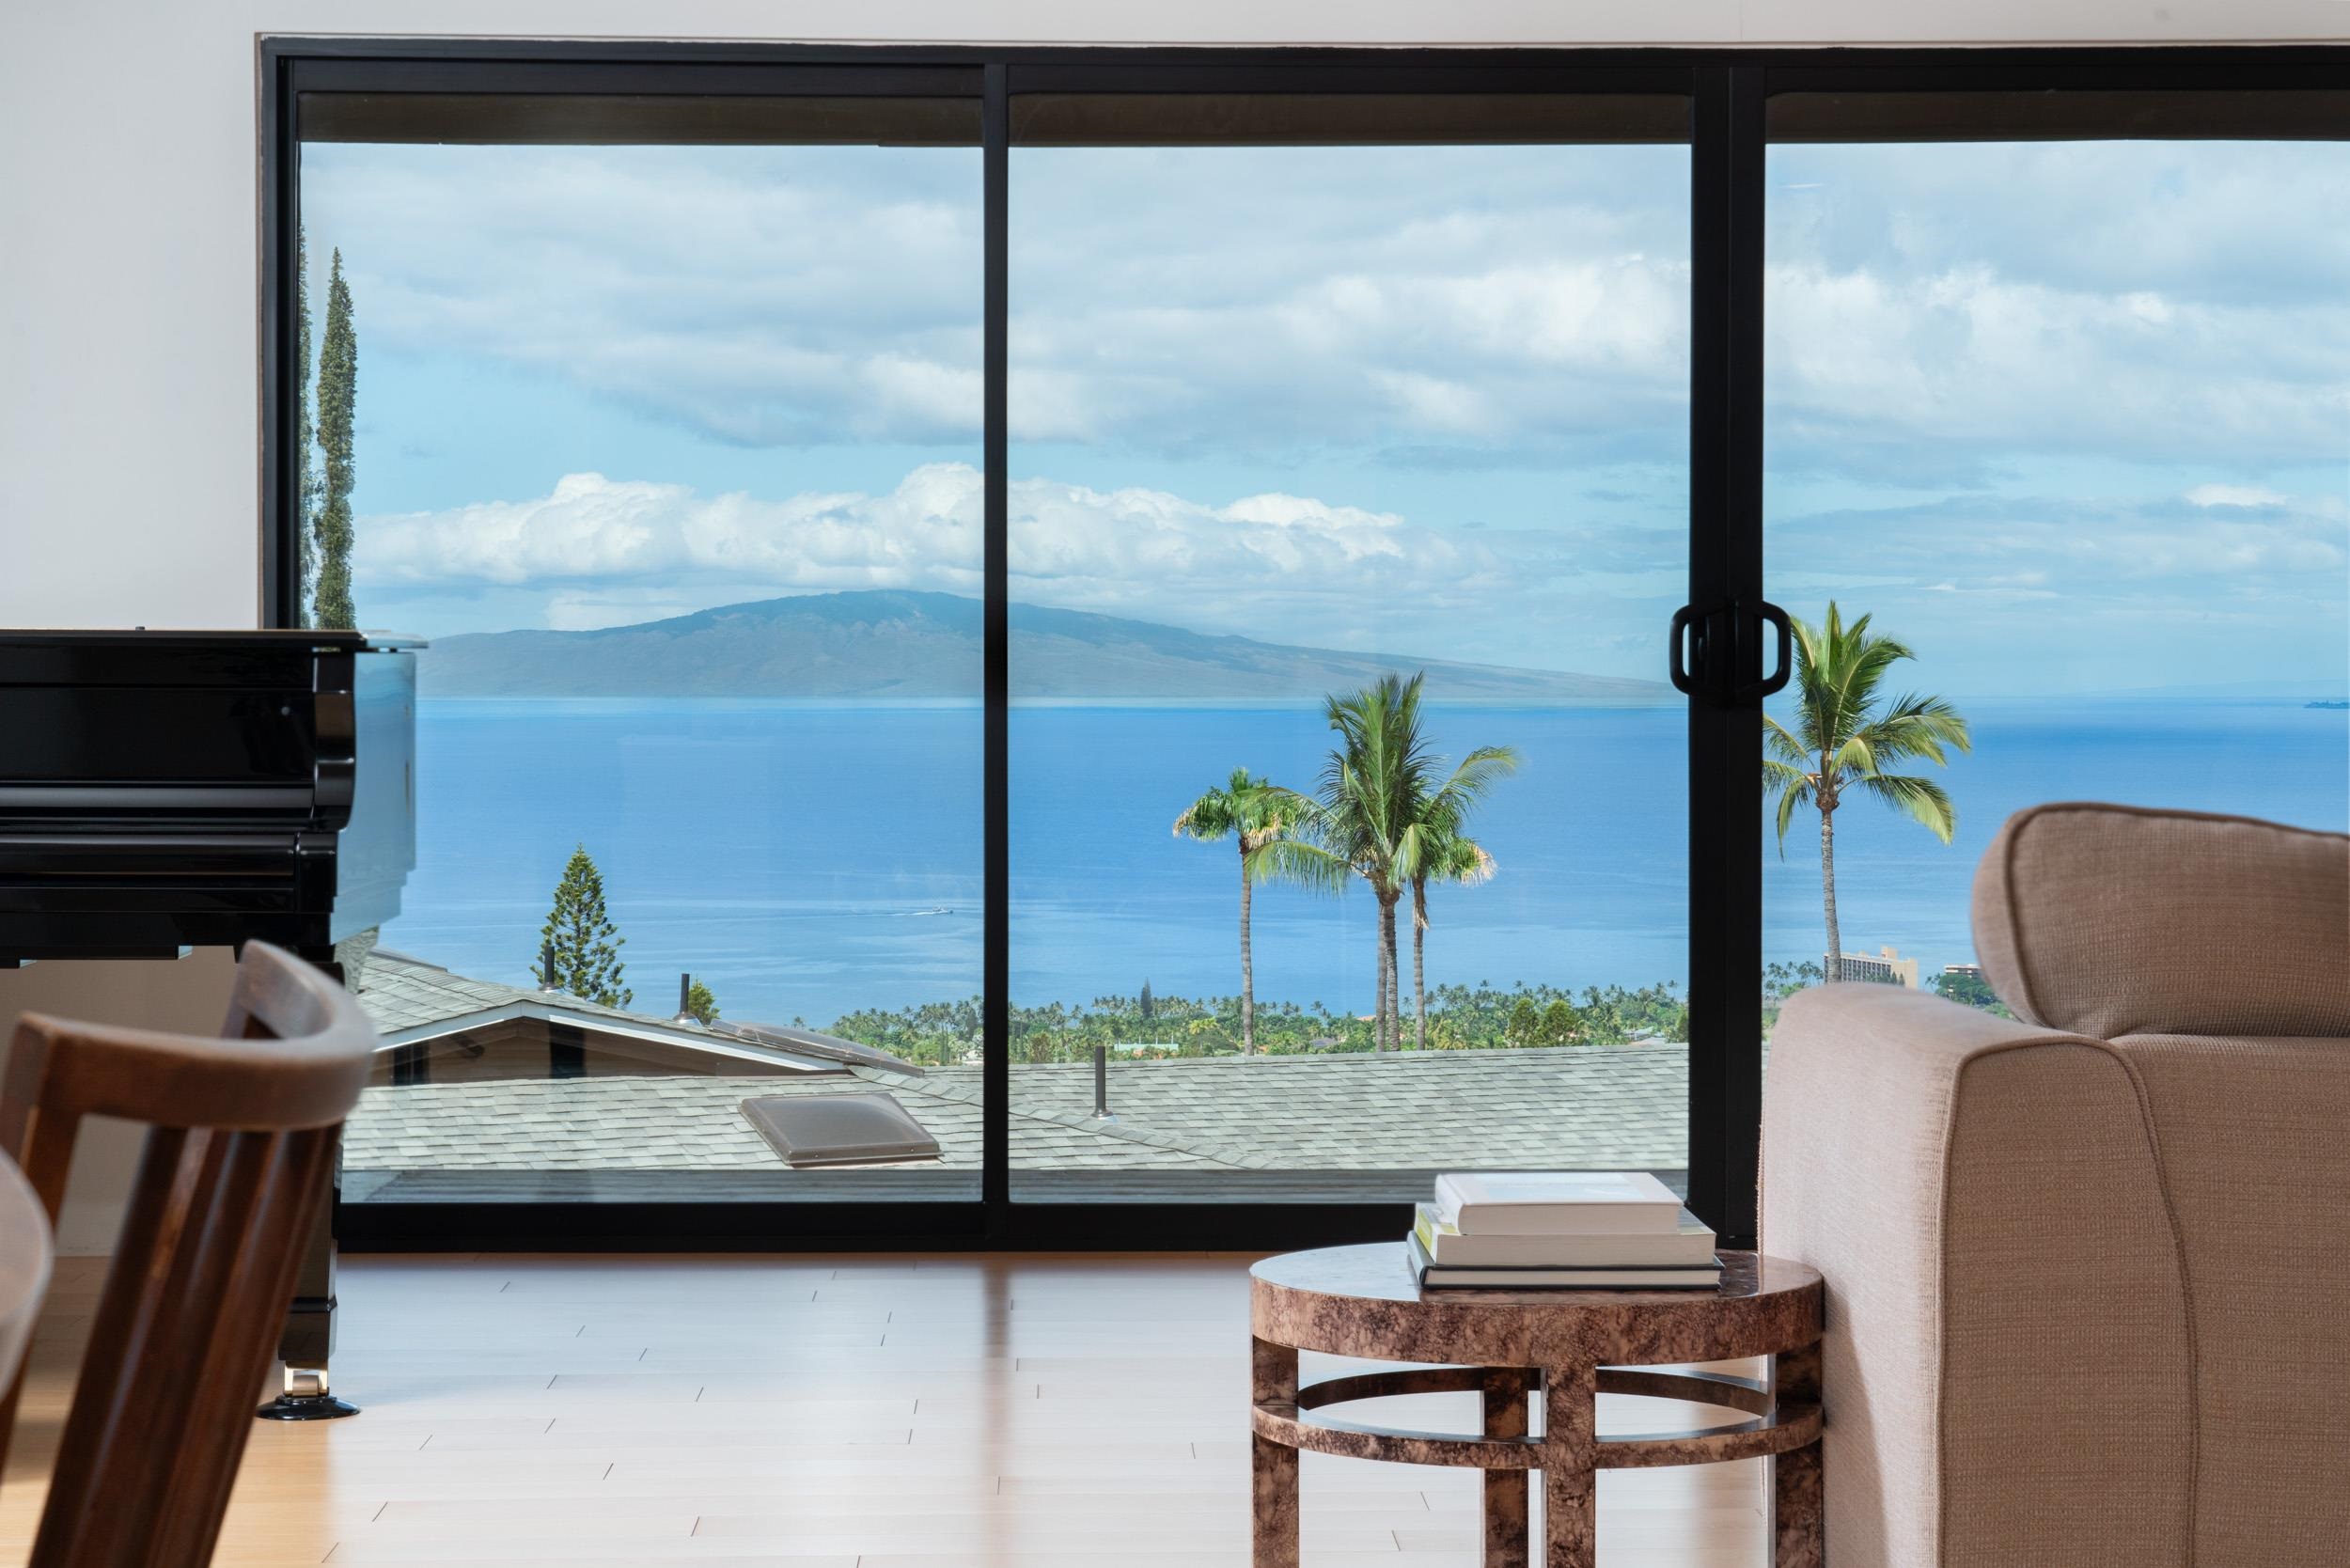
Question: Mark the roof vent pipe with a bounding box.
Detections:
[1091,1043,1115,1121]
[674,971,695,1026]
[539,942,558,993]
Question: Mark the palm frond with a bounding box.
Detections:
[1855,772,1958,842]
[1764,760,1812,855]
[1254,836,1358,895]
[1762,714,1810,766]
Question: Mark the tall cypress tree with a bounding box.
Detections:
[312,248,358,630]
[295,228,318,624]
[540,844,630,1008]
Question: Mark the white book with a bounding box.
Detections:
[1434,1171,1684,1236]
[1414,1203,1716,1267]
[1407,1232,1722,1291]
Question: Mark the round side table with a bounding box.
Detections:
[1248,1244,1824,1568]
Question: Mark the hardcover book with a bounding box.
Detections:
[1413,1203,1717,1268]
[1433,1170,1684,1235]
[1406,1232,1723,1291]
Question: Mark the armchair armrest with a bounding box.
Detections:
[1760,985,2194,1568]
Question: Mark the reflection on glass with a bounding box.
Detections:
[1762,140,2350,1030]
[300,138,985,1202]
[1004,140,1695,1200]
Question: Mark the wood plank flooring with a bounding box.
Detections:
[0,1254,1767,1566]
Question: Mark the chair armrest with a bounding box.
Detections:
[1760,985,2195,1568]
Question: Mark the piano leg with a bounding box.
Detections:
[258,952,360,1420]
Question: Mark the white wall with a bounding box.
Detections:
[0,1,2342,1253]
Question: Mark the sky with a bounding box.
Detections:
[302,134,2350,698]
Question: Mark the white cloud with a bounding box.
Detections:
[356,463,1503,619]
[352,463,1685,670]
[2186,483,2290,509]
[358,464,983,591]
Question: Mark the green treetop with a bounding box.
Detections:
[1173,767,1289,1054]
[540,844,629,1008]
[295,227,318,622]
[311,248,358,630]
[1261,673,1516,1052]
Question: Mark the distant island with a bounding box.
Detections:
[2310,700,2349,711]
[414,589,1671,704]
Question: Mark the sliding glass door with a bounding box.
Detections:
[292,83,993,1212]
[1760,95,2350,1031]
[263,44,2350,1248]
[1004,94,1697,1204]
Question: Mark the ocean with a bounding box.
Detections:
[378,698,2349,1027]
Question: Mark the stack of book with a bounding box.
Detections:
[1408,1171,1722,1290]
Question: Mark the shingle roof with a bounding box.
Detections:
[353,949,901,1074]
[356,947,733,1036]
[346,1069,1235,1172]
[343,1044,1685,1174]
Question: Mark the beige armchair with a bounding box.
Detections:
[1762,803,2350,1567]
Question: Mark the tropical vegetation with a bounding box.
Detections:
[1172,768,1287,1053]
[1763,604,1971,982]
[827,980,1691,1068]
[1931,968,2007,1014]
[1260,673,1517,1051]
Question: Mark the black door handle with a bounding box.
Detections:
[1668,604,1699,695]
[1753,601,1793,699]
[1668,599,1791,705]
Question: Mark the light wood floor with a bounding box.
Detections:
[1,1253,1767,1566]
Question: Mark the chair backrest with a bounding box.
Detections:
[0,1155,51,1419]
[0,941,373,1568]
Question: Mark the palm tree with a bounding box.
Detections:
[1764,603,1972,982]
[1408,818,1496,1050]
[1264,674,1516,1051]
[1173,768,1287,1054]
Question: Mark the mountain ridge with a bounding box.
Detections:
[413,590,1670,704]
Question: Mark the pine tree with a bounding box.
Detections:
[540,844,629,1008]
[684,978,719,1025]
[312,248,358,630]
[295,227,318,624]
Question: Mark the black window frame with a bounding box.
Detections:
[260,38,2350,1254]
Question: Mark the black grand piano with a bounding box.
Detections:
[0,629,419,1419]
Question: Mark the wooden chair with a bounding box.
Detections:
[0,941,373,1566]
[0,1154,51,1426]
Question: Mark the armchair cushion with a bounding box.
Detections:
[1971,802,2350,1040]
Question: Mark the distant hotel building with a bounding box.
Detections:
[1836,945,1920,988]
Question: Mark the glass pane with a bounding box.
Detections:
[1007,123,1694,1202]
[1762,137,2350,1019]
[301,123,986,1205]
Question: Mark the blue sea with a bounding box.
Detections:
[379,699,2349,1027]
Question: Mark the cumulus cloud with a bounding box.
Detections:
[356,463,1539,643]
[359,464,982,589]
